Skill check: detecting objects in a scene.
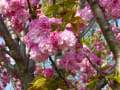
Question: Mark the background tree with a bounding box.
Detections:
[0,0,120,90]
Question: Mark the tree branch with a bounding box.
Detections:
[86,55,116,89]
[0,46,11,56]
[79,0,86,9]
[49,56,70,88]
[86,3,120,90]
[86,55,100,73]
[0,15,28,74]
[19,31,29,71]
[86,55,108,90]
[0,48,17,74]
[0,50,17,90]
[0,15,23,61]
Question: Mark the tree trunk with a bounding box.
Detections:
[18,60,35,90]
[20,71,34,90]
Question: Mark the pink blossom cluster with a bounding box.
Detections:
[93,38,105,52]
[99,0,120,19]
[59,44,102,83]
[34,64,44,77]
[116,33,120,41]
[65,4,94,33]
[74,4,94,32]
[84,45,102,65]
[111,24,120,41]
[93,38,107,60]
[0,0,40,33]
[34,64,54,79]
[24,15,50,61]
[79,58,96,83]
[107,23,120,42]
[49,18,62,25]
[44,68,53,78]
[0,0,40,14]
[24,14,77,62]
[0,67,10,89]
[16,81,21,90]
[0,0,8,15]
[11,8,30,33]
[78,87,89,90]
[58,30,77,51]
[59,50,81,73]
[76,5,94,23]
[20,0,40,8]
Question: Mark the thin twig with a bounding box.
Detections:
[86,55,100,73]
[79,17,96,39]
[27,0,35,19]
[86,55,109,90]
[0,46,11,56]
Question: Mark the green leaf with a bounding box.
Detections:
[117,75,120,83]
[43,76,68,90]
[86,79,99,90]
[44,0,76,17]
[106,73,115,79]
[33,78,46,88]
[100,64,111,72]
[70,16,87,24]
[88,76,96,80]
[29,75,44,84]
[45,5,59,16]
[51,24,60,31]
[58,22,67,31]
[62,11,73,22]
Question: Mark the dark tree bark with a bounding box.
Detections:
[18,60,35,90]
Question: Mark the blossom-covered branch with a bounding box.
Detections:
[0,49,17,90]
[87,0,120,89]
[87,0,120,57]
